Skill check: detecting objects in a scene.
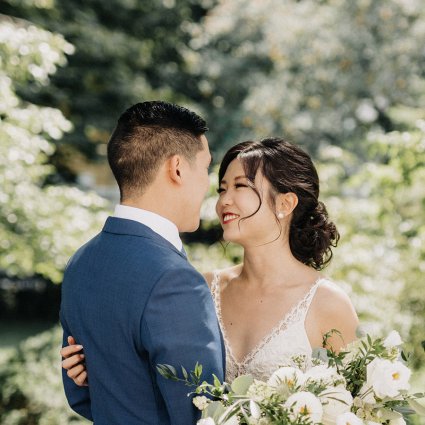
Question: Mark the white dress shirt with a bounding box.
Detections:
[113,204,183,251]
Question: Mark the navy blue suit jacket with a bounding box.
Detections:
[60,217,225,424]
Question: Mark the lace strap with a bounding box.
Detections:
[296,278,325,320]
[209,270,221,309]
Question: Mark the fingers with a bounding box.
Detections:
[62,353,85,370]
[66,363,86,379]
[67,336,76,345]
[67,365,89,386]
[61,344,83,359]
[75,371,88,387]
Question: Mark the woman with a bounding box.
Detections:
[61,137,358,383]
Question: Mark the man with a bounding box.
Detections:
[60,101,225,424]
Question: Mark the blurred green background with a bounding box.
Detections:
[0,0,424,423]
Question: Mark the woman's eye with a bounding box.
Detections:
[217,187,225,194]
[235,184,248,189]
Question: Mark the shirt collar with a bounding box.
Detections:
[113,204,183,251]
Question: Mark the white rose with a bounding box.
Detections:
[383,331,403,349]
[193,396,210,411]
[267,366,304,388]
[320,386,353,425]
[285,391,323,424]
[336,412,364,425]
[367,358,411,398]
[197,419,216,425]
[305,364,340,384]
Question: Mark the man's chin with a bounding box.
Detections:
[180,220,200,233]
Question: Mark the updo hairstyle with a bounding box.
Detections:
[218,138,339,270]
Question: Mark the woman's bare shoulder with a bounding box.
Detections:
[313,278,359,344]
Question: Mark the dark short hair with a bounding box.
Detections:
[218,138,339,270]
[108,101,208,200]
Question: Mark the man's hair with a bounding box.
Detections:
[107,101,208,200]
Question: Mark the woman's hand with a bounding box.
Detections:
[61,336,88,386]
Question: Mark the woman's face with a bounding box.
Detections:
[215,158,283,246]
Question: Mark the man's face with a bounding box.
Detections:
[181,135,211,232]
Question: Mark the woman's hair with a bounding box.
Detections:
[218,137,339,270]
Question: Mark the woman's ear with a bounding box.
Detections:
[167,155,183,185]
[276,192,298,217]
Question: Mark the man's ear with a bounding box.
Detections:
[167,155,183,185]
[276,192,298,216]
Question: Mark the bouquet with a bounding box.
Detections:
[158,330,425,425]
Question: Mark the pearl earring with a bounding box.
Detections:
[277,212,285,219]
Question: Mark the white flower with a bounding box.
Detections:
[383,331,403,349]
[367,358,411,398]
[247,380,274,401]
[285,391,323,424]
[197,419,216,425]
[267,366,304,388]
[365,422,381,425]
[193,396,210,411]
[320,386,353,425]
[336,412,363,425]
[305,364,341,386]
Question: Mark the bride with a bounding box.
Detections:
[61,137,358,384]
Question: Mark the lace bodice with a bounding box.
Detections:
[211,272,328,382]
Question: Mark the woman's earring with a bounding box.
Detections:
[277,212,285,219]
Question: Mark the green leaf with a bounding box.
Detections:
[230,374,254,395]
[181,366,188,380]
[312,347,329,362]
[408,399,425,416]
[204,401,226,421]
[213,374,222,387]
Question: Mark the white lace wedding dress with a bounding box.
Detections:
[211,272,329,382]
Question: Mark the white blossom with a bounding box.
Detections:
[367,358,411,398]
[320,386,353,425]
[383,331,403,349]
[285,391,323,424]
[336,412,364,425]
[193,396,210,411]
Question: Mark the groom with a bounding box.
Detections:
[60,101,225,424]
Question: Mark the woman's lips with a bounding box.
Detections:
[222,213,240,224]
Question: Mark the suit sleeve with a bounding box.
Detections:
[141,267,225,425]
[60,312,93,422]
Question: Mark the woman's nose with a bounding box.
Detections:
[220,191,233,206]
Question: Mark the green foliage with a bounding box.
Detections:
[0,15,109,282]
[0,0,216,175]
[319,122,425,368]
[0,325,88,424]
[188,0,425,153]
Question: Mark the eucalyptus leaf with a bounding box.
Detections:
[230,374,254,395]
[408,399,425,416]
